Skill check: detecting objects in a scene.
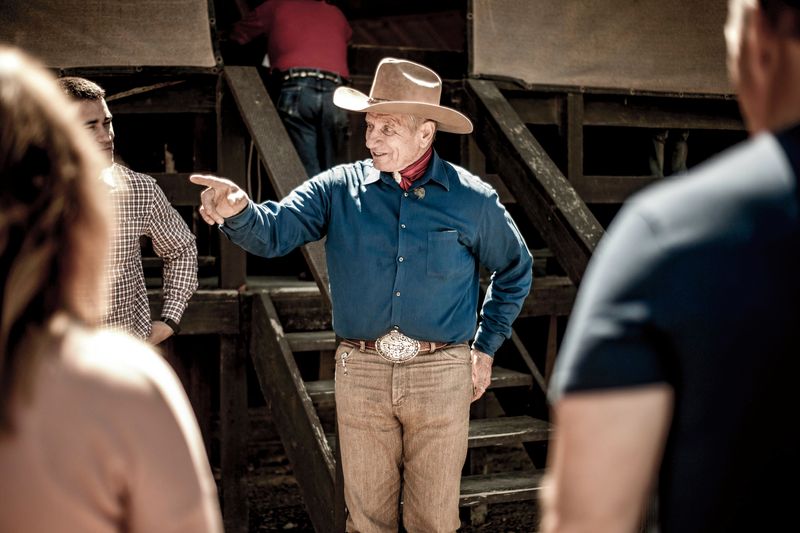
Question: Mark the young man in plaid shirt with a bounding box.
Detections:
[59,77,198,344]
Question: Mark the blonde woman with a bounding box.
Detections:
[0,46,222,533]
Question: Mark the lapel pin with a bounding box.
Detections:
[413,187,425,200]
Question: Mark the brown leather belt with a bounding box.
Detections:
[343,329,468,363]
[343,338,450,354]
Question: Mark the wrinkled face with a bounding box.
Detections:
[77,98,114,165]
[364,112,431,172]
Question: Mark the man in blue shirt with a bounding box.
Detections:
[192,58,532,532]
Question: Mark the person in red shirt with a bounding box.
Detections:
[231,0,352,176]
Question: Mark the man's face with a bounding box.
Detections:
[364,112,429,172]
[77,98,114,165]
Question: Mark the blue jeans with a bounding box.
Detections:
[277,77,349,177]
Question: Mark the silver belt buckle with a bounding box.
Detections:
[375,330,420,363]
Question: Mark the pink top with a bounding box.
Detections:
[0,325,223,533]
[231,0,352,77]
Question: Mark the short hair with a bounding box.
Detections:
[0,47,109,432]
[57,76,106,101]
[759,0,800,37]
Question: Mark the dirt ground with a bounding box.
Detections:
[245,440,540,533]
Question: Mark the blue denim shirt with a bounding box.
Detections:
[221,151,532,355]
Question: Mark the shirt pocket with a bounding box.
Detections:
[427,230,471,278]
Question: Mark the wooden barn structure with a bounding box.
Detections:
[1,0,744,531]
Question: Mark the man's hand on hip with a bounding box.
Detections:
[190,174,250,224]
[147,320,174,345]
[471,349,493,402]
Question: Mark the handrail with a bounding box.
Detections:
[250,292,336,531]
[223,66,332,307]
[463,78,604,284]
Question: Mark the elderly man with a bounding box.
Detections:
[192,58,532,532]
[59,77,198,344]
[543,1,800,532]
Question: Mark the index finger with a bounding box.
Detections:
[189,173,228,189]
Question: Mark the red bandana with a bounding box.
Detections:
[397,147,433,191]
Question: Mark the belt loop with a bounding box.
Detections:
[359,340,365,352]
[430,342,437,353]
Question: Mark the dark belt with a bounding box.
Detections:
[281,68,347,84]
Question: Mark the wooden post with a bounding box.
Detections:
[217,75,248,290]
[220,333,249,533]
[565,92,584,182]
[216,73,249,532]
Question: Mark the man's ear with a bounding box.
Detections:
[419,120,436,147]
[748,6,782,92]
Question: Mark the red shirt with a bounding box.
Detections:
[231,0,351,77]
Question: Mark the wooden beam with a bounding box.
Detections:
[217,75,248,290]
[148,289,239,334]
[250,294,337,532]
[583,99,744,130]
[572,176,658,204]
[464,79,604,284]
[506,94,562,125]
[107,79,216,114]
[223,66,331,306]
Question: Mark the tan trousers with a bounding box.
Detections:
[334,342,473,533]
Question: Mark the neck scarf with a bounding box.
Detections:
[392,146,433,191]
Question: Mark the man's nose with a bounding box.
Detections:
[95,127,111,143]
[365,130,379,148]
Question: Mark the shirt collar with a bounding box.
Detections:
[363,150,451,191]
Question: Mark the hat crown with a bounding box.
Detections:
[369,58,442,106]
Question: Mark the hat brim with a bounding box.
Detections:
[333,86,473,135]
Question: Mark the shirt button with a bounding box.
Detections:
[398,256,404,262]
[400,224,406,229]
[403,192,409,197]
[395,291,401,297]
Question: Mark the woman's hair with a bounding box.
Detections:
[0,46,109,431]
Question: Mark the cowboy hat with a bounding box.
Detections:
[333,57,473,134]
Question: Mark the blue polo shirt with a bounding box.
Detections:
[550,124,800,533]
[221,150,532,355]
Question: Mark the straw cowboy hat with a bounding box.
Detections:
[333,57,473,134]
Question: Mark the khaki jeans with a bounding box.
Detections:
[334,342,473,533]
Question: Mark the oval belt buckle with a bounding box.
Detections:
[375,330,420,363]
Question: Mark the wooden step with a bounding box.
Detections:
[459,470,544,507]
[468,416,551,448]
[285,331,337,352]
[305,366,533,405]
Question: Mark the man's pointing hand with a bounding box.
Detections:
[189,174,250,225]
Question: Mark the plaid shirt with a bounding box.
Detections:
[102,164,198,339]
